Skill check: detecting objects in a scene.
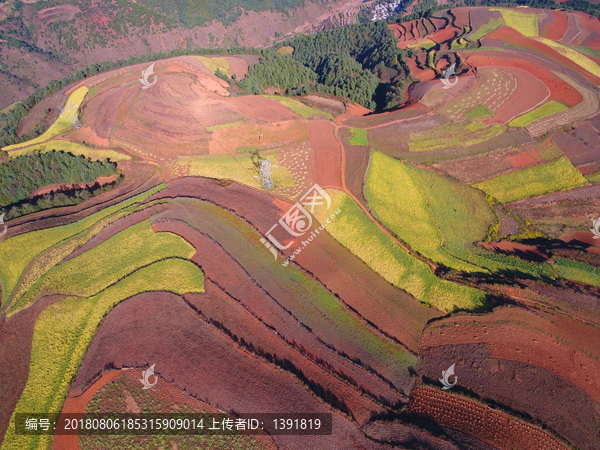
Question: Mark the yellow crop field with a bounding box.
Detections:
[2,86,89,151]
[2,258,204,450]
[0,185,164,312]
[170,151,295,190]
[538,38,600,77]
[312,188,486,312]
[261,95,333,119]
[193,55,230,75]
[10,220,196,314]
[8,139,130,161]
[491,8,538,37]
[473,157,587,203]
[508,100,568,127]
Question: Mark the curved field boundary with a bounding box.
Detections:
[420,306,600,405]
[153,222,399,422]
[473,156,587,203]
[8,219,196,315]
[1,258,204,450]
[3,86,89,151]
[526,72,600,137]
[406,386,571,450]
[156,197,416,393]
[151,178,438,353]
[0,185,164,311]
[312,188,486,313]
[508,100,567,127]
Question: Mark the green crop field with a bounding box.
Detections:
[348,128,368,146]
[312,187,486,312]
[465,104,493,119]
[11,220,196,314]
[554,259,600,287]
[473,157,587,203]
[260,95,333,119]
[365,151,493,273]
[468,17,504,42]
[3,258,204,450]
[8,139,130,161]
[408,121,506,151]
[508,100,567,127]
[0,185,165,312]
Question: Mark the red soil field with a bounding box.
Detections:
[505,182,600,225]
[573,12,600,50]
[223,56,249,78]
[465,52,583,107]
[420,307,600,404]
[168,218,409,402]
[429,26,461,44]
[553,122,600,167]
[228,95,301,122]
[484,26,600,85]
[504,146,544,168]
[563,230,600,254]
[151,178,439,353]
[434,142,555,184]
[405,387,571,450]
[70,291,393,450]
[308,121,343,188]
[149,195,416,392]
[151,219,402,420]
[451,7,473,29]
[541,10,569,40]
[53,370,122,450]
[406,56,436,81]
[0,295,65,441]
[451,65,550,124]
[28,174,119,198]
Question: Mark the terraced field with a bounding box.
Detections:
[2,6,600,450]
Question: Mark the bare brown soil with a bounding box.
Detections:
[0,295,65,441]
[404,387,572,450]
[420,307,600,404]
[308,120,343,188]
[228,95,301,122]
[70,290,393,450]
[553,122,600,167]
[28,174,119,198]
